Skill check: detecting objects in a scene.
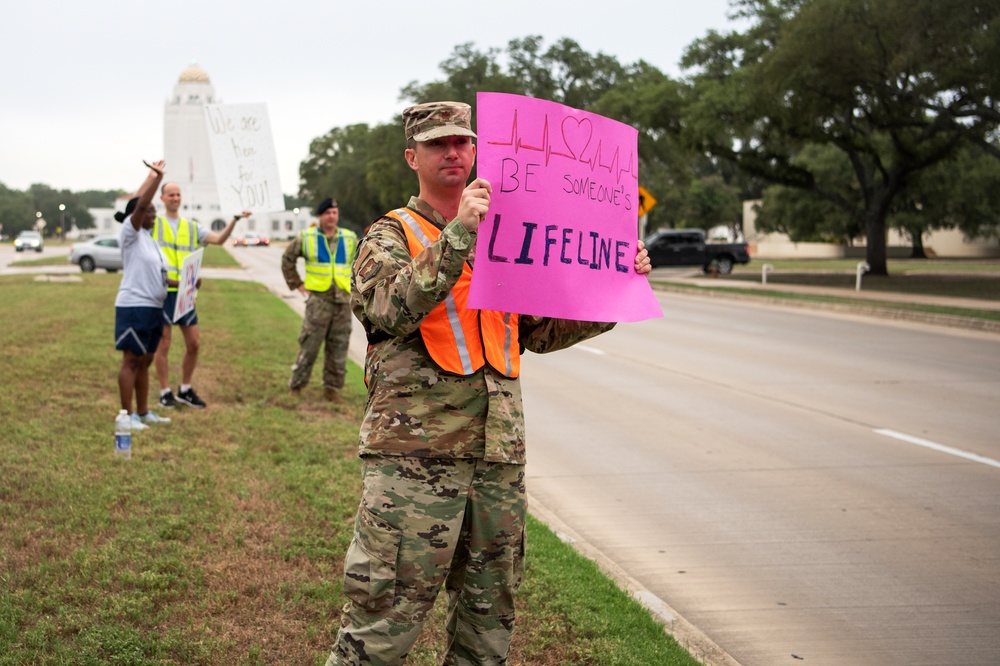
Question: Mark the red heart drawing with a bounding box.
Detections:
[560,116,593,162]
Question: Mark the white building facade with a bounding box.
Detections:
[742,200,1000,259]
[163,63,223,225]
[162,63,312,240]
[87,64,315,240]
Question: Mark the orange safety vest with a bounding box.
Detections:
[386,208,520,378]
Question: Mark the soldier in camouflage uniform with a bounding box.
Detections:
[326,102,652,666]
[282,198,358,401]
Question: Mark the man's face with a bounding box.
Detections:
[319,207,339,235]
[160,184,182,214]
[406,135,476,189]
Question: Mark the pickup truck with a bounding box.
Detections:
[644,229,751,274]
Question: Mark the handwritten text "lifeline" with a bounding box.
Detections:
[486,214,632,273]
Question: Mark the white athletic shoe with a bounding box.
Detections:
[129,413,149,431]
[141,411,172,425]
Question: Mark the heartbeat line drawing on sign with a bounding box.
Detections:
[487,109,638,184]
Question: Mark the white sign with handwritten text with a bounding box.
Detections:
[204,103,284,214]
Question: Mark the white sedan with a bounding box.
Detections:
[68,234,123,272]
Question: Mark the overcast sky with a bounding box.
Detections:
[2,0,741,196]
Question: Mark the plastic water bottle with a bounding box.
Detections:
[115,409,132,460]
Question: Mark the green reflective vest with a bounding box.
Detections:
[153,216,198,293]
[302,226,357,293]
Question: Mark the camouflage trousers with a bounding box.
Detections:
[326,455,527,666]
[290,295,352,391]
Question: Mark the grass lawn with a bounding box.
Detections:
[0,274,700,666]
[6,252,70,268]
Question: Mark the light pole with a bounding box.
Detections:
[59,204,66,239]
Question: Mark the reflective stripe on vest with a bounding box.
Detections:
[302,227,356,293]
[388,208,520,378]
[154,216,197,292]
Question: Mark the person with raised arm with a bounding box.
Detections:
[113,160,176,430]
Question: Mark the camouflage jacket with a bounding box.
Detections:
[281,233,351,304]
[351,196,615,463]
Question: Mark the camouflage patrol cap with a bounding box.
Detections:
[403,101,477,142]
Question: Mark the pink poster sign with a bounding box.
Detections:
[470,92,662,322]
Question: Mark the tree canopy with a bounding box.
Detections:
[0,182,98,237]
[682,0,1000,274]
[300,36,717,233]
[756,139,1000,255]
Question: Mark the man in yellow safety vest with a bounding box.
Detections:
[281,197,358,401]
[153,182,249,409]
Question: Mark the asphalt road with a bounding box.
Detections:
[522,293,1000,666]
[6,242,999,665]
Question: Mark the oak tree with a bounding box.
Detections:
[683,0,1000,274]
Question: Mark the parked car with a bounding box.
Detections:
[68,234,123,272]
[232,233,270,247]
[644,228,751,274]
[14,230,44,252]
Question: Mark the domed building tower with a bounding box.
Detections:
[162,63,225,230]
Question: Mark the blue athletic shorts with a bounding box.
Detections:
[162,291,198,327]
[115,306,165,356]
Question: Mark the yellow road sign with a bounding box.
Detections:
[638,185,657,217]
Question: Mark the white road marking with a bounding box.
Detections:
[575,345,605,355]
[875,429,1000,470]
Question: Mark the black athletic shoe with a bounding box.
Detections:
[176,386,207,409]
[159,390,178,408]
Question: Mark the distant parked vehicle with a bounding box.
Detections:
[644,228,751,274]
[14,230,44,252]
[232,233,270,247]
[68,234,123,272]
